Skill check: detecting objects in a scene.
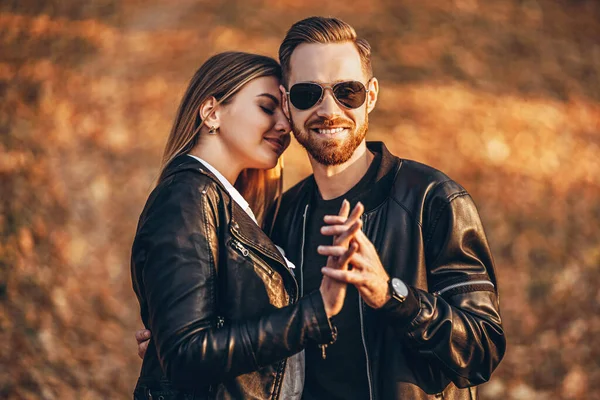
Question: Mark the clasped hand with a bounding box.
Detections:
[318,201,391,310]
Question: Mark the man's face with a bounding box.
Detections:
[282,42,378,166]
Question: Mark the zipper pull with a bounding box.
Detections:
[318,323,338,359]
[319,344,328,359]
[233,240,249,257]
[216,316,225,329]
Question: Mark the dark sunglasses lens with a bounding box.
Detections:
[290,83,323,110]
[333,81,367,109]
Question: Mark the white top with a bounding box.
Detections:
[187,154,295,271]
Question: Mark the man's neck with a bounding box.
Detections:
[310,141,374,200]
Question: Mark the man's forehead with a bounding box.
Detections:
[288,42,365,84]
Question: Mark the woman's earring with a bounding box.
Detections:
[208,126,218,135]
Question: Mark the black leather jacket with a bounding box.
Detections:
[130,155,336,400]
[265,142,506,400]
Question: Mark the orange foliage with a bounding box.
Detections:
[1,1,599,398]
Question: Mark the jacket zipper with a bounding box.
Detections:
[300,204,332,360]
[273,208,308,400]
[358,298,374,400]
[434,280,494,296]
[301,204,333,360]
[230,237,295,400]
[299,204,309,296]
[358,215,374,400]
[230,232,299,302]
[231,239,275,277]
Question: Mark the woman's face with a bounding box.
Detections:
[217,76,291,170]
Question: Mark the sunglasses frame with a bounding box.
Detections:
[286,79,372,111]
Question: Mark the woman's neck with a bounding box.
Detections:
[189,141,242,184]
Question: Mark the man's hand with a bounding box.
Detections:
[319,200,363,318]
[135,328,151,360]
[318,212,391,309]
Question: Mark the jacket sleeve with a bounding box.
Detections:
[380,183,506,388]
[137,178,334,389]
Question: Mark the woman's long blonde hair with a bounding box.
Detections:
[158,52,284,225]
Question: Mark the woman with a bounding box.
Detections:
[131,52,362,400]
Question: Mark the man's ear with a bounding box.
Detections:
[279,84,291,121]
[199,96,221,130]
[366,77,379,114]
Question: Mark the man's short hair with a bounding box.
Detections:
[278,16,373,86]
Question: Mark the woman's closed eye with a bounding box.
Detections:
[260,106,275,115]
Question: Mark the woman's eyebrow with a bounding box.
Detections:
[256,93,280,105]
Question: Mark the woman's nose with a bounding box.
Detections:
[275,113,291,134]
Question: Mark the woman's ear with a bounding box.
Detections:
[198,96,220,130]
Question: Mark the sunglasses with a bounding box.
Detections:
[287,80,370,110]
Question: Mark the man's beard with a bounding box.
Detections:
[291,113,368,166]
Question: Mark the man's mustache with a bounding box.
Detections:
[305,117,354,129]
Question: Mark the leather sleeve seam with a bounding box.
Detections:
[423,191,469,251]
[389,196,422,228]
[200,183,218,311]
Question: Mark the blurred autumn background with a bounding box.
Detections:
[1,0,599,398]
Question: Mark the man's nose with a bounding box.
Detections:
[315,89,342,119]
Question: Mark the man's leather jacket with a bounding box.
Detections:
[130,155,336,400]
[265,142,506,400]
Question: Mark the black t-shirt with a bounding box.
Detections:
[301,154,381,400]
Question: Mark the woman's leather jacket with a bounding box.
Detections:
[130,155,336,399]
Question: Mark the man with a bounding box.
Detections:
[137,16,506,399]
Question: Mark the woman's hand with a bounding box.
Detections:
[135,328,151,359]
[319,201,364,318]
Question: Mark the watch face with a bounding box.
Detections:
[391,278,409,298]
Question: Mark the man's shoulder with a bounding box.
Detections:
[393,158,468,204]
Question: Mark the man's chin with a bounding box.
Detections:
[306,142,355,166]
[293,125,367,166]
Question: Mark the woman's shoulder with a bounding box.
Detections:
[142,169,226,218]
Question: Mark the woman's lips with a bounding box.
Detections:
[264,137,285,153]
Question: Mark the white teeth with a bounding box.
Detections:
[317,127,345,134]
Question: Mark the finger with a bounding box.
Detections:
[323,215,347,225]
[324,202,364,226]
[333,220,363,246]
[346,202,364,225]
[135,329,151,343]
[347,250,370,271]
[317,245,349,258]
[320,219,362,238]
[320,224,353,236]
[351,228,372,249]
[138,340,149,359]
[338,199,350,219]
[321,267,363,285]
[337,241,359,270]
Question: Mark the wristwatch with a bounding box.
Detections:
[388,277,409,303]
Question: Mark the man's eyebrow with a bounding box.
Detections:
[257,93,280,105]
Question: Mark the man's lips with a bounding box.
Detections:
[309,127,350,135]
